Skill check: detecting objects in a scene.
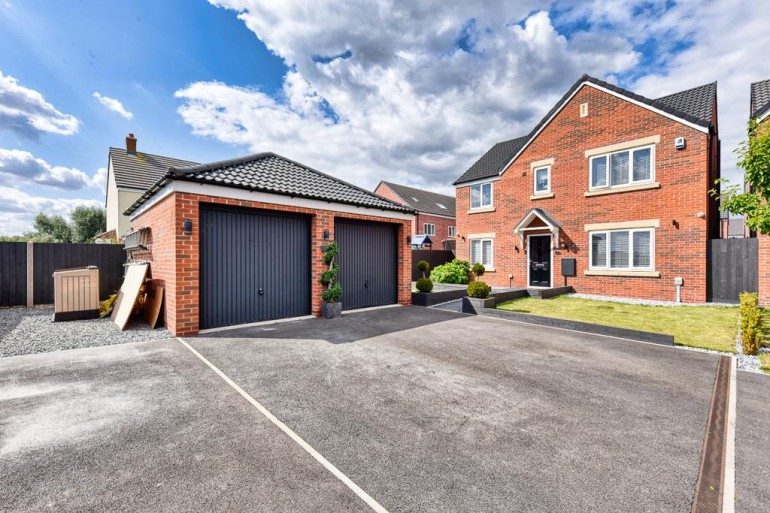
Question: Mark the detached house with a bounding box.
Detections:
[374,181,456,248]
[104,134,198,239]
[454,75,720,303]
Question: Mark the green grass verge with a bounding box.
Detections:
[759,353,770,374]
[496,295,738,353]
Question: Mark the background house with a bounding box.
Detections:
[374,181,456,250]
[104,134,197,239]
[453,75,720,303]
[750,79,770,306]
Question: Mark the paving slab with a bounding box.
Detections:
[735,371,770,511]
[0,340,366,512]
[190,306,719,512]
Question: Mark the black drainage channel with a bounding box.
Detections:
[691,355,731,513]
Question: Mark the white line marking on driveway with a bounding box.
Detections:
[723,356,736,513]
[176,337,388,513]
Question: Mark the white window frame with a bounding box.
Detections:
[448,225,456,238]
[423,223,436,236]
[588,228,655,271]
[470,182,493,210]
[589,144,655,191]
[533,165,551,195]
[470,238,494,268]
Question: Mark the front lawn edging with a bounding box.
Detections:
[479,306,675,346]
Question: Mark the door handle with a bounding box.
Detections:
[364,280,369,288]
[258,288,264,296]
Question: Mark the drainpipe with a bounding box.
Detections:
[674,277,683,303]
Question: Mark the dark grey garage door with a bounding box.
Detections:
[335,219,398,310]
[200,205,311,329]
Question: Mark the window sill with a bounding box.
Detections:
[530,193,554,200]
[467,207,495,214]
[585,182,660,197]
[584,270,660,278]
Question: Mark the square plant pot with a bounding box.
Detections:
[321,302,342,319]
[462,296,496,314]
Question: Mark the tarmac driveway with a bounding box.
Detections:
[0,306,737,512]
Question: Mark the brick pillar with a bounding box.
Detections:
[759,234,770,307]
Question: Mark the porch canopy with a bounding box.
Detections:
[513,208,561,248]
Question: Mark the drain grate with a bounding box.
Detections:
[691,355,731,513]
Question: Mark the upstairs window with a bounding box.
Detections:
[590,145,654,190]
[448,225,456,237]
[534,166,551,194]
[470,182,493,209]
[423,223,436,236]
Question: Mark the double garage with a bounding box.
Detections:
[125,152,413,336]
[199,206,400,330]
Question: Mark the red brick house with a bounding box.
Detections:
[374,181,456,248]
[750,79,770,306]
[453,75,720,303]
[124,153,413,335]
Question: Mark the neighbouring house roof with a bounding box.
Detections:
[377,181,456,217]
[109,147,198,190]
[750,79,770,119]
[124,152,413,215]
[454,75,717,185]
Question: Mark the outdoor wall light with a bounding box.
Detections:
[323,229,330,240]
[183,219,193,235]
[672,219,679,229]
[406,235,411,244]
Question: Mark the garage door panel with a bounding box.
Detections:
[200,205,310,329]
[335,219,397,310]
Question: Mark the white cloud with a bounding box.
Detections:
[0,186,101,235]
[0,148,104,191]
[92,92,134,120]
[91,167,108,195]
[178,5,639,192]
[0,70,79,137]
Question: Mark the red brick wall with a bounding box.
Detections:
[759,234,770,307]
[415,213,455,240]
[456,84,713,303]
[132,192,412,335]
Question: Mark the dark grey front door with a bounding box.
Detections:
[335,219,398,310]
[199,204,311,329]
[528,235,551,287]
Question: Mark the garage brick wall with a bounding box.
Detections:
[131,192,412,335]
[455,85,718,303]
[759,234,770,307]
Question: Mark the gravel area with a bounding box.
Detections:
[0,306,171,358]
[569,292,737,307]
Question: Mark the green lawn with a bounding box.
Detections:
[760,353,770,374]
[497,296,738,353]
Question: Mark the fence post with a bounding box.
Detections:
[26,241,34,307]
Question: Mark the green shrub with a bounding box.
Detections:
[430,259,471,284]
[416,277,433,293]
[416,260,430,278]
[322,282,342,303]
[471,262,485,277]
[467,280,491,299]
[739,292,762,355]
[321,241,342,303]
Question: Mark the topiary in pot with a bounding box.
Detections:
[471,262,485,277]
[416,260,430,278]
[467,280,491,299]
[416,277,433,293]
[320,241,343,318]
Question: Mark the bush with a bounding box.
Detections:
[739,292,762,355]
[416,277,433,293]
[322,282,342,303]
[416,260,430,278]
[471,262,485,277]
[430,259,471,284]
[467,280,491,299]
[321,241,342,303]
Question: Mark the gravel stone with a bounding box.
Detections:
[0,306,171,358]
[569,292,737,308]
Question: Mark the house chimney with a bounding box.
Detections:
[126,133,137,154]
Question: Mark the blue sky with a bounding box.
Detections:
[1,0,768,234]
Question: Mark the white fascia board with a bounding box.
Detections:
[129,181,413,221]
[498,81,709,179]
[417,212,456,220]
[454,176,501,188]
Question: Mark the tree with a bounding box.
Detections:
[32,213,72,242]
[70,206,106,242]
[713,119,770,235]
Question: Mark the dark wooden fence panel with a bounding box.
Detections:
[33,243,125,304]
[412,249,455,281]
[707,238,758,303]
[0,242,28,307]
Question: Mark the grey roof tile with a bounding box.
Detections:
[454,75,717,185]
[378,181,455,217]
[125,152,412,215]
[750,79,770,118]
[109,147,198,190]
